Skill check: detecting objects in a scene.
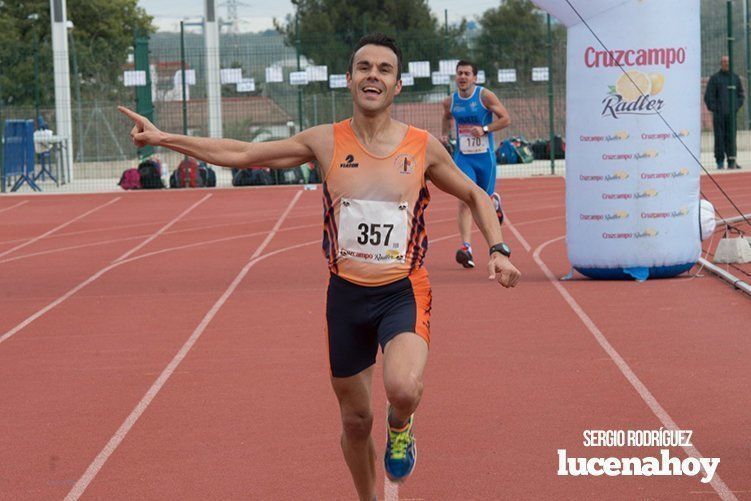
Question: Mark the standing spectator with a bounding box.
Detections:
[704,55,745,169]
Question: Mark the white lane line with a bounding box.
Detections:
[384,477,399,501]
[512,215,565,227]
[0,198,121,259]
[0,202,322,246]
[112,194,211,263]
[0,218,320,265]
[0,235,147,265]
[532,236,737,501]
[502,216,531,252]
[64,190,303,501]
[0,200,29,215]
[55,224,468,501]
[0,195,210,346]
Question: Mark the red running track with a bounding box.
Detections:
[0,176,749,500]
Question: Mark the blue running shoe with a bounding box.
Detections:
[384,412,416,482]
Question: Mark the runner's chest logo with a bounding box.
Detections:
[340,154,359,168]
[395,154,415,175]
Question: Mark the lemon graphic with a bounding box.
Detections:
[614,170,629,179]
[616,211,629,219]
[615,131,629,140]
[649,73,665,95]
[645,149,658,158]
[645,228,658,236]
[679,129,689,137]
[615,70,651,101]
[679,168,689,175]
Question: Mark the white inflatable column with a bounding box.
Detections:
[532,0,701,279]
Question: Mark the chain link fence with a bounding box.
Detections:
[0,1,748,193]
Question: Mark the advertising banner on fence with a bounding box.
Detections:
[534,0,701,279]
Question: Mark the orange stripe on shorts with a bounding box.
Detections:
[408,267,432,345]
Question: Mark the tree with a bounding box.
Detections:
[275,0,466,78]
[0,0,153,106]
[475,0,565,80]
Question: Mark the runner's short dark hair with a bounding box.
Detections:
[456,60,478,75]
[349,33,403,79]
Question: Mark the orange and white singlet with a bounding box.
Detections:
[321,120,430,287]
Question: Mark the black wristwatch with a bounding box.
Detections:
[489,242,511,258]
[482,125,490,135]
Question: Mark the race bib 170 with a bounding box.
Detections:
[458,124,488,154]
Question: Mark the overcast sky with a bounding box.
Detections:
[137,0,501,33]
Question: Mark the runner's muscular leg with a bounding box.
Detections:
[458,201,473,244]
[331,367,377,501]
[383,333,429,427]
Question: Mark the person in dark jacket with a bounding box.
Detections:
[704,56,745,169]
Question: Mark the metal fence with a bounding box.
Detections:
[0,1,748,193]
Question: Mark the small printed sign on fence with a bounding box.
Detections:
[431,72,450,85]
[497,69,517,83]
[290,71,309,86]
[439,59,460,75]
[173,69,196,85]
[220,68,243,84]
[532,67,549,81]
[123,70,146,87]
[401,73,415,86]
[236,78,255,92]
[265,66,283,83]
[329,74,347,89]
[408,61,430,78]
[306,65,328,82]
[477,70,486,84]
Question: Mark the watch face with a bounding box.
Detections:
[491,243,510,257]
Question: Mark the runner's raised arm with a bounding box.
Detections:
[118,106,328,169]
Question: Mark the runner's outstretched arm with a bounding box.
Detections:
[425,134,521,287]
[118,106,321,169]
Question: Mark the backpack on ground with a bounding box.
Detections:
[173,157,206,188]
[118,168,141,190]
[278,166,304,185]
[497,138,519,165]
[512,137,534,164]
[547,135,566,159]
[232,167,273,186]
[199,162,217,187]
[306,162,321,184]
[530,139,548,160]
[138,159,164,189]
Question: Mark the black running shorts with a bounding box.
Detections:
[325,267,431,378]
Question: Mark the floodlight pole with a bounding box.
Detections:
[180,21,188,137]
[728,0,738,168]
[205,0,222,139]
[547,13,555,175]
[49,0,74,180]
[296,13,303,132]
[745,0,750,128]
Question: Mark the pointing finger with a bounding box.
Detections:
[118,106,143,123]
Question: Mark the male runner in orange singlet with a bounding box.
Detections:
[120,33,520,501]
